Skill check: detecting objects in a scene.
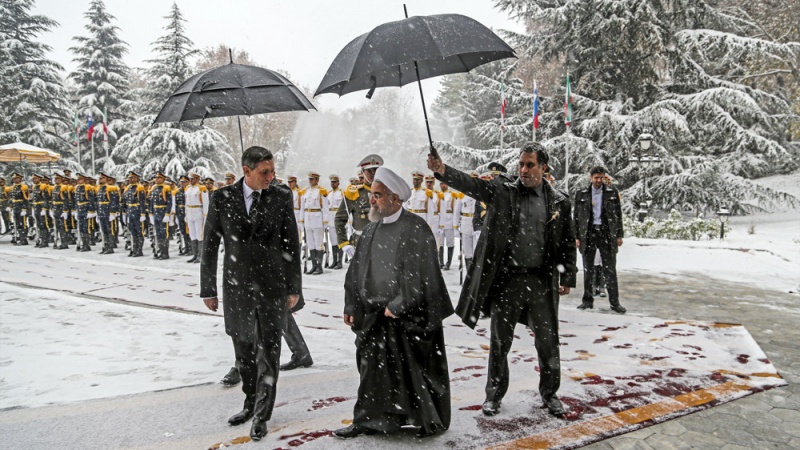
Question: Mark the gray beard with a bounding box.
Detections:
[368,207,382,223]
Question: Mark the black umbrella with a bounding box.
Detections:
[154,50,315,151]
[315,6,515,157]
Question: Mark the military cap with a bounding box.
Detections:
[488,161,507,174]
[10,172,23,179]
[32,173,43,179]
[42,175,51,182]
[308,171,320,179]
[203,177,214,183]
[358,154,384,170]
[411,170,424,180]
[179,175,190,182]
[276,177,284,184]
[155,172,167,179]
[189,172,200,179]
[424,174,435,182]
[287,175,298,182]
[349,176,359,184]
[98,172,110,178]
[128,171,141,179]
[329,174,340,181]
[0,176,5,182]
[224,172,236,179]
[106,174,116,182]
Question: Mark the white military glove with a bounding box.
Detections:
[49,210,54,218]
[342,244,355,259]
[20,210,26,217]
[4,207,9,212]
[87,212,96,219]
[149,216,154,225]
[71,211,77,219]
[109,213,117,220]
[162,215,170,224]
[140,214,146,222]
[60,212,67,219]
[40,210,46,216]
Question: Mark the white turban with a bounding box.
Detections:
[373,167,411,202]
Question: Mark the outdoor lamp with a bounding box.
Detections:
[639,132,653,151]
[716,207,731,239]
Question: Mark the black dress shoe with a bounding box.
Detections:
[610,304,627,314]
[280,356,313,371]
[543,397,566,416]
[482,400,501,416]
[250,418,267,440]
[332,424,376,439]
[416,425,440,438]
[227,407,253,426]
[220,367,241,386]
[577,301,593,310]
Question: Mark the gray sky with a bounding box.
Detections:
[34,0,524,112]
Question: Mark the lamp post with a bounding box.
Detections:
[629,131,660,221]
[716,207,731,239]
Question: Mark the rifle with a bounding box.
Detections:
[323,228,330,268]
[458,236,464,285]
[302,231,309,274]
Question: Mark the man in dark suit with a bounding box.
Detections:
[573,166,626,314]
[200,146,302,441]
[429,142,577,418]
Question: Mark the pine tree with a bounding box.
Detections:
[112,3,233,180]
[436,0,799,214]
[69,0,131,172]
[0,0,70,150]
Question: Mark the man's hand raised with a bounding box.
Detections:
[427,153,445,175]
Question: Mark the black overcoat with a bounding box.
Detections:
[573,183,624,254]
[436,166,577,329]
[200,178,303,341]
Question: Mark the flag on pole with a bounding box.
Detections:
[73,114,79,145]
[101,108,109,143]
[87,114,94,140]
[532,80,540,130]
[500,83,507,130]
[564,74,573,127]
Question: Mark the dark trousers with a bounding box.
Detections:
[12,209,27,243]
[486,270,560,402]
[582,227,620,306]
[231,311,285,421]
[283,313,311,359]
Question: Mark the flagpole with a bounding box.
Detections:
[91,135,95,176]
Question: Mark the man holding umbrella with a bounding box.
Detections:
[428,142,577,417]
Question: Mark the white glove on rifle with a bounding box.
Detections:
[140,215,146,222]
[60,212,67,219]
[87,212,96,219]
[40,210,46,216]
[20,210,26,217]
[162,215,170,223]
[71,211,77,219]
[342,244,355,259]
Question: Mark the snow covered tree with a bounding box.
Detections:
[68,0,131,172]
[0,0,70,150]
[435,0,799,214]
[112,3,233,180]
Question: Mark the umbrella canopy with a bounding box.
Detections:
[154,63,316,124]
[0,142,61,163]
[314,14,515,97]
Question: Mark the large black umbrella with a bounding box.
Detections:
[315,7,515,157]
[155,51,315,151]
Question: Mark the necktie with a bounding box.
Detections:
[250,190,260,218]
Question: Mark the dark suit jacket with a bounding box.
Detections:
[437,166,577,329]
[200,178,302,341]
[573,183,623,253]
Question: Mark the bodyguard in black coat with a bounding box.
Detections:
[573,166,626,313]
[429,142,577,417]
[200,146,302,441]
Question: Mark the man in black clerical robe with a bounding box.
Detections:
[335,167,454,439]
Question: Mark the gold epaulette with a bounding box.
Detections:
[298,187,307,196]
[437,191,444,200]
[425,189,433,199]
[453,192,465,199]
[21,184,29,192]
[344,184,361,201]
[136,185,146,193]
[199,186,207,192]
[319,187,329,196]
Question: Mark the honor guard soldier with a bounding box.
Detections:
[0,176,10,235]
[335,154,383,259]
[9,172,30,245]
[425,174,442,243]
[224,172,236,186]
[149,172,173,259]
[41,175,54,246]
[453,171,479,266]
[123,171,147,257]
[64,175,76,244]
[73,174,92,251]
[326,174,344,269]
[96,173,114,254]
[437,181,457,270]
[87,176,99,245]
[301,171,329,275]
[185,173,209,263]
[31,174,49,247]
[404,171,436,230]
[287,176,303,241]
[203,177,216,196]
[50,174,70,249]
[173,175,191,255]
[106,174,121,250]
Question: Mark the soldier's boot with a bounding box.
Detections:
[439,247,445,268]
[334,247,344,269]
[187,240,198,263]
[445,246,455,270]
[193,240,202,263]
[331,247,339,269]
[314,250,324,275]
[308,250,318,275]
[159,239,170,260]
[81,232,91,252]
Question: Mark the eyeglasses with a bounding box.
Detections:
[368,191,385,200]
